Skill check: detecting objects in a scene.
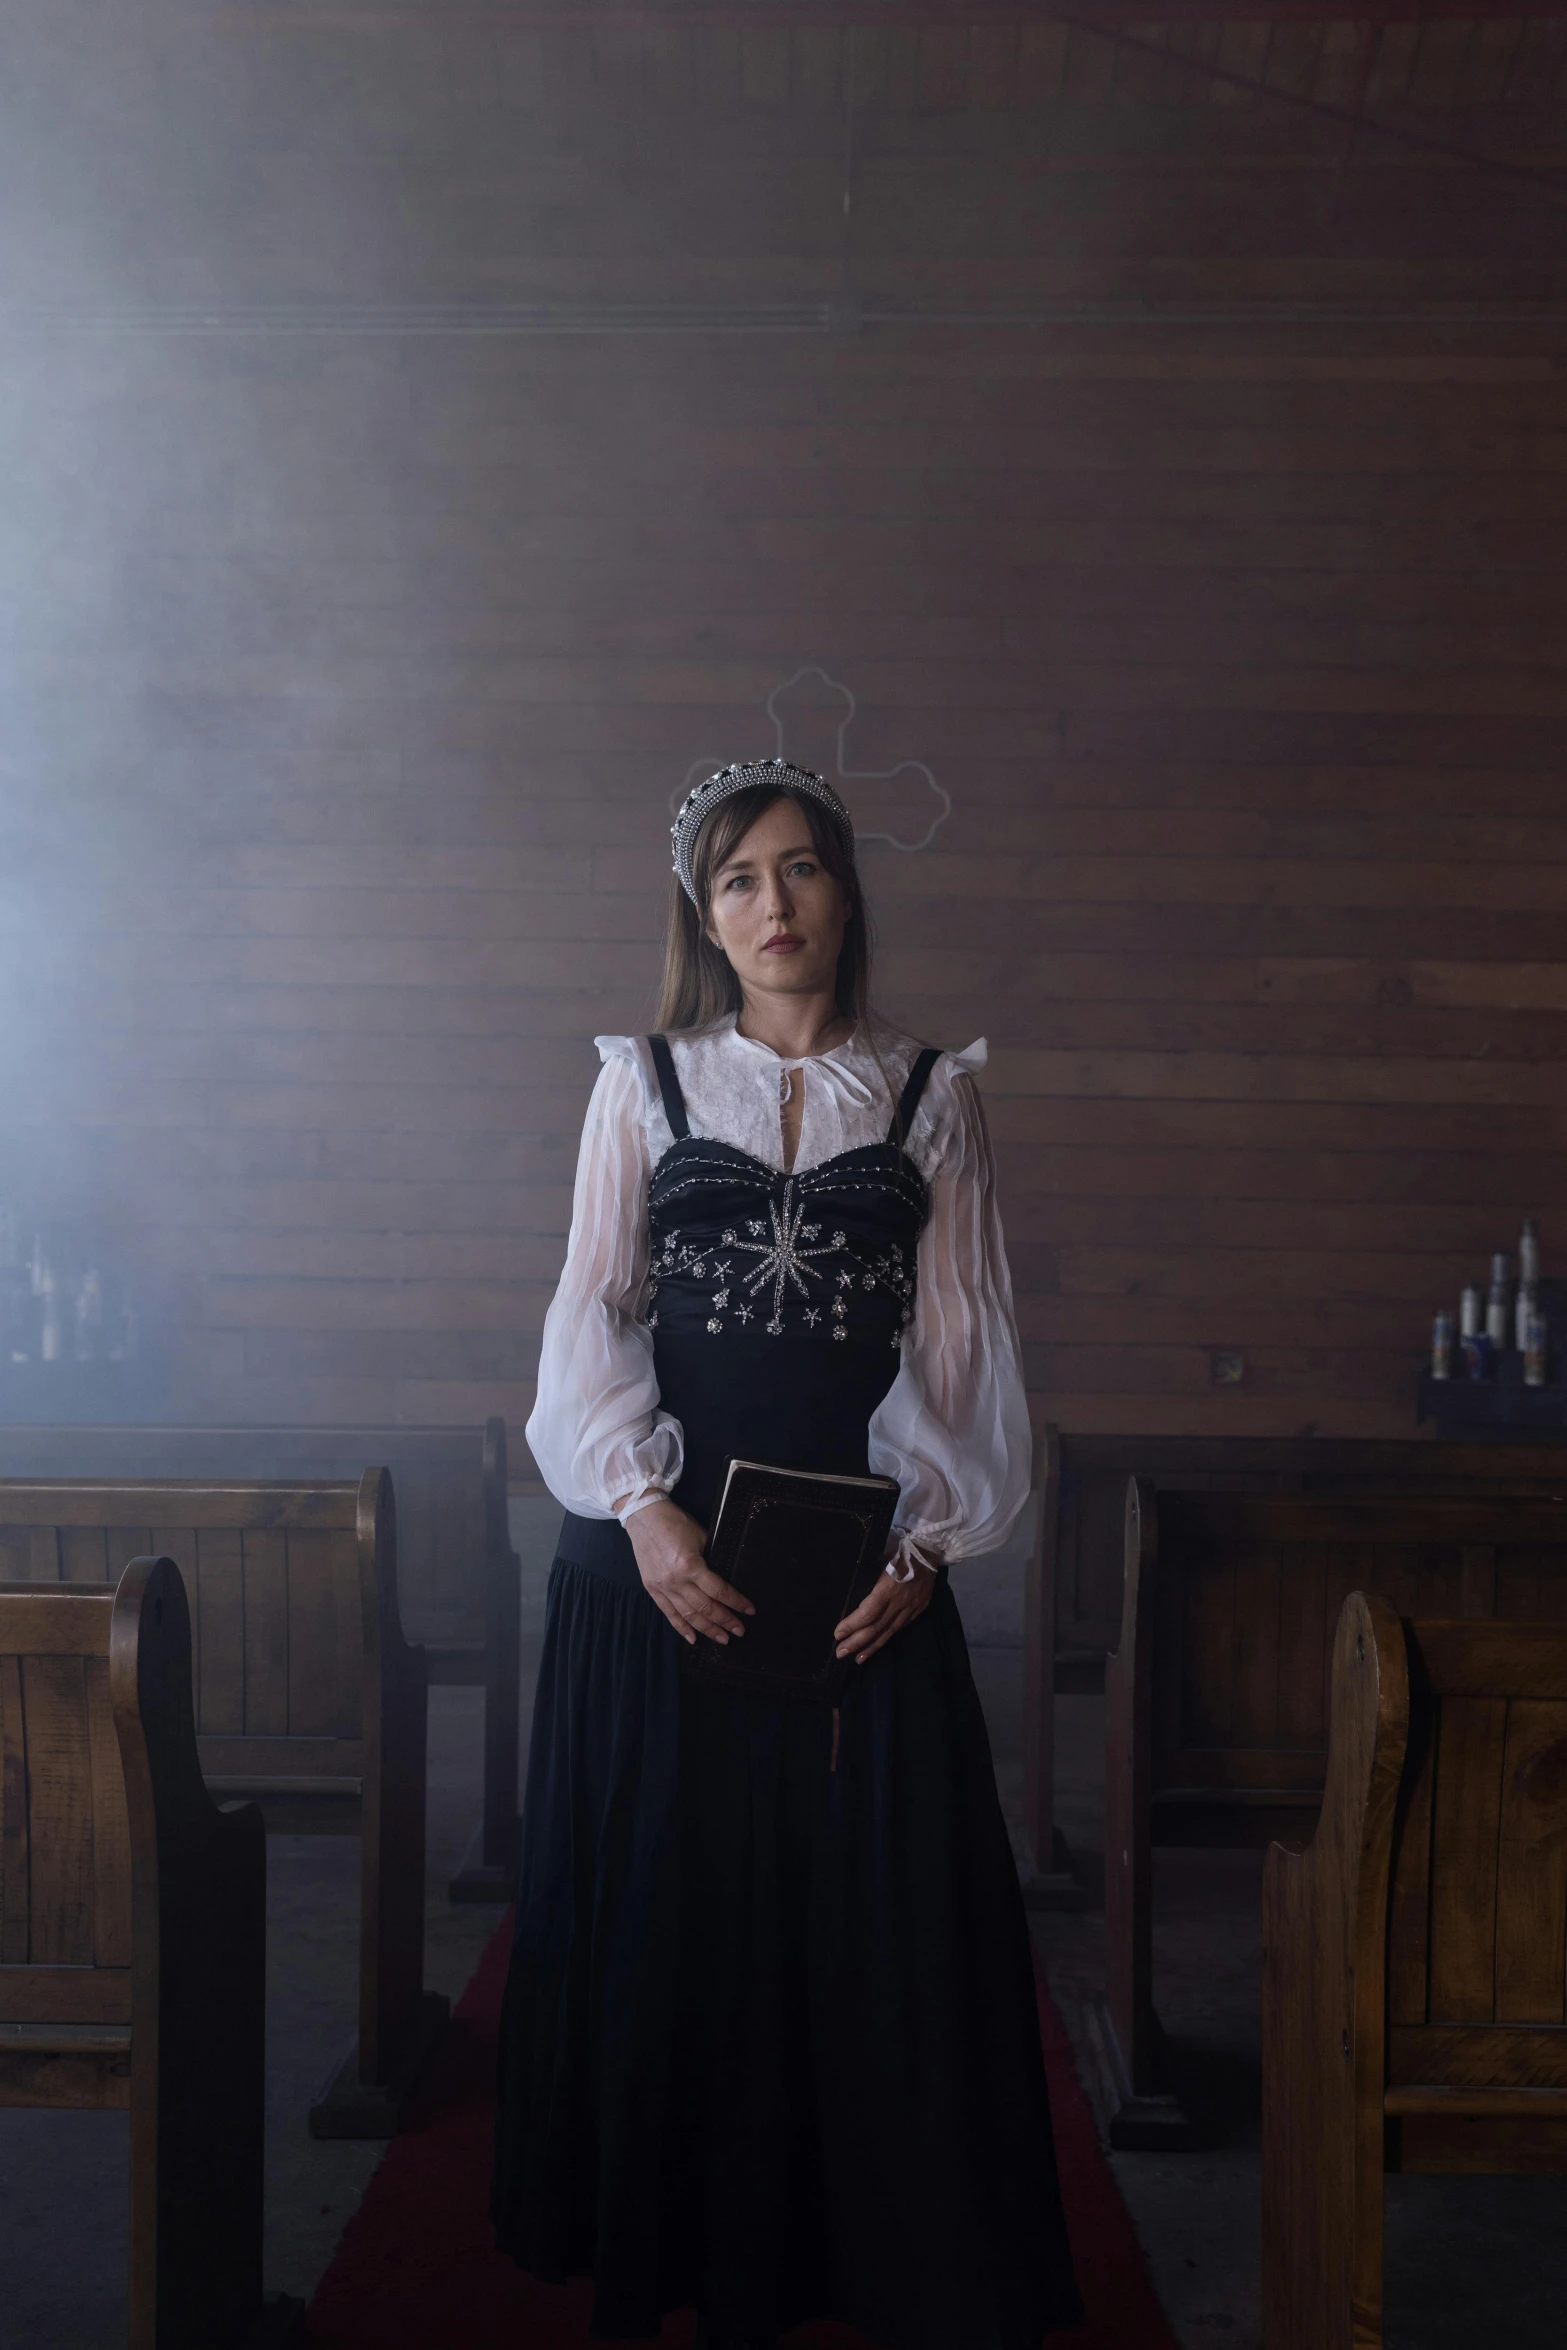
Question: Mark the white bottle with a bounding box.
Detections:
[74,1267,102,1362]
[110,1302,138,1363]
[38,1262,62,1364]
[1518,1218,1542,1350]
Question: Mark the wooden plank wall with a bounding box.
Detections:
[2,10,1566,1440]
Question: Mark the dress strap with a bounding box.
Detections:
[887,1046,941,1147]
[646,1034,691,1139]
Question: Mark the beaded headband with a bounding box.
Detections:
[670,758,855,904]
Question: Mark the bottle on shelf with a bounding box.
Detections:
[108,1297,138,1364]
[0,1208,23,1362]
[74,1267,103,1363]
[1517,1218,1542,1353]
[1460,1284,1491,1381]
[1431,1312,1454,1381]
[38,1258,62,1365]
[1525,1309,1549,1389]
[1486,1252,1511,1350]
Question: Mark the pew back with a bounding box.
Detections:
[1103,1484,1567,2137]
[0,1481,378,1801]
[1386,1616,1567,2174]
[0,1420,526,1894]
[1050,1432,1567,1674]
[1024,1429,1567,1878]
[0,1562,273,2347]
[0,1585,134,2043]
[1262,1598,1567,2350]
[0,1474,435,2108]
[0,1425,502,1649]
[1142,1487,1567,1846]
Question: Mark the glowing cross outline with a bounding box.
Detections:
[674,663,952,853]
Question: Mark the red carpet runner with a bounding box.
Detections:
[306,1917,1176,2350]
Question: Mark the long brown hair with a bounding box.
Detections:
[655,784,872,1033]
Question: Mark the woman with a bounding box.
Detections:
[493,759,1080,2350]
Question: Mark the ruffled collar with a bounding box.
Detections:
[723,1013,876,1111]
[591,1021,988,1179]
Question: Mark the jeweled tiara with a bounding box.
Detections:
[670,758,854,903]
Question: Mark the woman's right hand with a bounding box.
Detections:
[623,1497,755,1647]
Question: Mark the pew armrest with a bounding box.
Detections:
[112,1556,270,2340]
[1260,1591,1409,2350]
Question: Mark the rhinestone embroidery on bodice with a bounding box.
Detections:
[639,1033,940,1355]
[645,1146,923,1345]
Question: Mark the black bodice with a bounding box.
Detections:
[641,1034,939,1525]
[647,1143,928,1350]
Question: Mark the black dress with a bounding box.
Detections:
[492,1037,1081,2348]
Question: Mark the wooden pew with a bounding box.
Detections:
[0,1472,447,2137]
[1025,1431,1567,1885]
[0,1555,299,2348]
[1100,1482,1567,2149]
[1262,1593,1567,2350]
[0,1418,527,1900]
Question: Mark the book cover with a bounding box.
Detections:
[677,1457,900,1704]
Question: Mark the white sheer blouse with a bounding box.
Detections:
[524,1016,1033,1564]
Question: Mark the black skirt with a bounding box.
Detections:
[491,1515,1082,2348]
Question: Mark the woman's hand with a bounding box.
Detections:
[623,1498,756,1648]
[833,1542,937,1666]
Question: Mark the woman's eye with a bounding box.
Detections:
[788,861,818,879]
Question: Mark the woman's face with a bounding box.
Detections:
[704,796,852,1004]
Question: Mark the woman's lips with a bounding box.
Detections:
[762,934,804,953]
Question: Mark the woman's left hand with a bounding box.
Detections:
[833,1542,937,1666]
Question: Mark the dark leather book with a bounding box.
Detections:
[678,1458,901,1704]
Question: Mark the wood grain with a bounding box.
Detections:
[9,30,1567,1445]
[0,1485,357,1533]
[195,1529,245,1738]
[0,1967,132,2027]
[241,1530,290,1738]
[285,1527,344,1738]
[1261,1592,1408,2350]
[21,1658,97,1968]
[1388,1702,1435,2031]
[1428,1698,1509,2027]
[1264,1599,1567,2341]
[0,1429,520,1909]
[0,1530,61,1585]
[1387,2024,1567,2090]
[57,1529,108,1586]
[0,1655,27,1965]
[84,1657,133,1972]
[1493,1703,1567,2027]
[1107,1481,1567,2107]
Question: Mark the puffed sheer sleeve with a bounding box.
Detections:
[867,1059,1032,1564]
[524,1045,685,1521]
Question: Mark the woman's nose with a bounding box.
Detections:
[764,873,794,919]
